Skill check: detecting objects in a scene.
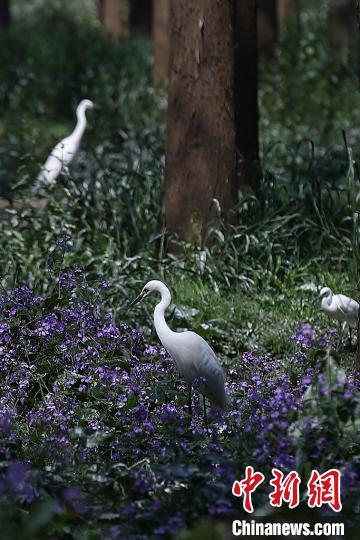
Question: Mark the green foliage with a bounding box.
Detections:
[0,11,158,197]
[12,0,98,24]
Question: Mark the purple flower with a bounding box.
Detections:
[154,517,185,537]
[208,498,233,515]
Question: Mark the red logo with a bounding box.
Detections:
[232,466,265,513]
[269,468,301,509]
[307,469,342,512]
[232,468,342,513]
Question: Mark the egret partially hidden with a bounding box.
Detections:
[128,280,228,425]
[37,99,95,186]
[319,287,359,343]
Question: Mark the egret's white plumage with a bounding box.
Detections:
[319,287,359,329]
[129,280,228,410]
[37,99,94,186]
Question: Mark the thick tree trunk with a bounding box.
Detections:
[98,0,126,38]
[0,0,10,28]
[153,0,170,84]
[165,0,237,243]
[130,0,152,35]
[258,0,277,57]
[165,0,259,243]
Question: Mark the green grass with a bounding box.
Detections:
[129,266,356,366]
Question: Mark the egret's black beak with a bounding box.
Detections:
[127,290,146,310]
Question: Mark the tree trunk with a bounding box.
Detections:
[98,0,126,38]
[330,0,356,62]
[153,0,170,84]
[278,0,298,23]
[165,0,259,243]
[0,0,10,28]
[234,0,259,193]
[356,309,360,369]
[258,0,277,57]
[130,0,152,35]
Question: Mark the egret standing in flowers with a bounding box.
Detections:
[37,99,95,186]
[128,280,228,426]
[319,287,359,344]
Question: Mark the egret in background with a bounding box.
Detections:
[319,287,359,344]
[37,99,95,186]
[128,280,228,427]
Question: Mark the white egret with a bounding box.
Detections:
[319,287,359,343]
[128,280,228,425]
[37,99,95,186]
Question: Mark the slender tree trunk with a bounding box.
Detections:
[130,0,152,35]
[258,0,277,57]
[153,0,170,84]
[98,0,126,38]
[330,0,356,62]
[234,0,259,193]
[0,0,10,28]
[165,0,259,243]
[278,0,298,23]
[356,310,360,368]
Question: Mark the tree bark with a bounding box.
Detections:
[0,0,10,28]
[278,0,298,23]
[234,0,259,193]
[98,0,126,38]
[329,0,356,62]
[258,0,277,57]
[356,309,360,369]
[165,0,259,243]
[153,0,170,84]
[130,0,152,35]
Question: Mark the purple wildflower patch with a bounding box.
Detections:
[0,271,358,538]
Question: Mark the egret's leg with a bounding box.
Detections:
[349,326,352,345]
[337,322,342,348]
[188,391,192,417]
[203,395,209,433]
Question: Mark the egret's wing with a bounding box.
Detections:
[335,295,359,317]
[187,333,227,408]
[37,137,76,186]
[38,151,64,185]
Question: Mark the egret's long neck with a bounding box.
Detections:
[71,107,87,140]
[154,287,175,346]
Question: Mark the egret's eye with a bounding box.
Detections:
[142,288,152,298]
